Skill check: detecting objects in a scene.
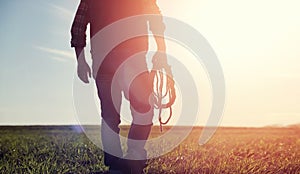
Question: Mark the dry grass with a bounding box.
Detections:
[0,126,299,173]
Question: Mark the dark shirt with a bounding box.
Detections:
[70,0,165,48]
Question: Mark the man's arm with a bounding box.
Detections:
[146,0,168,70]
[152,36,168,70]
[71,0,91,83]
[71,0,89,48]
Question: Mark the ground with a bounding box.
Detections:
[0,126,300,173]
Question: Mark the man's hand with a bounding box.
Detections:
[152,51,175,94]
[151,51,176,109]
[77,60,91,83]
[152,51,168,70]
[75,47,91,83]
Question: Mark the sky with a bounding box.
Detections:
[0,0,299,127]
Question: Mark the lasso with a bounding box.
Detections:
[151,65,176,132]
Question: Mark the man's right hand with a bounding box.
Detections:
[75,47,91,83]
[77,60,91,83]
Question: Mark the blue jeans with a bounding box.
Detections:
[95,51,153,172]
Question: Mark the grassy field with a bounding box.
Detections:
[0,126,300,173]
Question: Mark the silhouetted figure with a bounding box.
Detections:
[71,0,168,173]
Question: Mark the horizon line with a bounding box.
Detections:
[0,124,299,128]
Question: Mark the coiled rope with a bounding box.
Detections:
[151,66,176,132]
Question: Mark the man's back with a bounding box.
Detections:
[71,0,163,50]
[88,0,152,36]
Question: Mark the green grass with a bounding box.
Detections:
[0,126,300,173]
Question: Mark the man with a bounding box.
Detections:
[71,0,169,173]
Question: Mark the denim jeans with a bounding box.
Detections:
[95,50,153,172]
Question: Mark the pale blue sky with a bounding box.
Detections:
[1,0,300,126]
[0,0,78,124]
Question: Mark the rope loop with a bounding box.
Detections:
[151,68,176,132]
